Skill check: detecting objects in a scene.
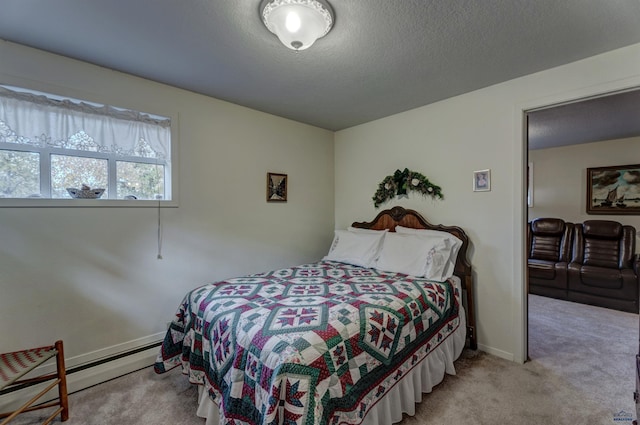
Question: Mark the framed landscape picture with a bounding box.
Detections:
[267,172,287,202]
[587,164,640,215]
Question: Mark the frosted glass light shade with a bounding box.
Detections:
[261,0,334,51]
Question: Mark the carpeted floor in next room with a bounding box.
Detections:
[7,294,639,424]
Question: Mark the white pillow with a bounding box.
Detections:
[347,227,388,265]
[394,226,462,280]
[347,226,385,234]
[375,233,449,279]
[324,229,386,268]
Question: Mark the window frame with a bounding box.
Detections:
[0,80,179,208]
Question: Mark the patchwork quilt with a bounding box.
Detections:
[155,261,460,425]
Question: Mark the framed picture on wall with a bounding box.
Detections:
[267,172,287,202]
[473,169,491,192]
[586,164,640,215]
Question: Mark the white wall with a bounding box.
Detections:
[3,39,640,381]
[529,136,640,235]
[335,43,640,362]
[0,41,334,383]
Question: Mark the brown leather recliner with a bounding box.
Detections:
[528,218,573,300]
[567,220,639,313]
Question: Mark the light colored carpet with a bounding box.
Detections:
[7,294,639,424]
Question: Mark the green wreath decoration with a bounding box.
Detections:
[372,168,443,208]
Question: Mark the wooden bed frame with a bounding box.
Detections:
[351,206,477,350]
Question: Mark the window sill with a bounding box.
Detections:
[0,199,178,208]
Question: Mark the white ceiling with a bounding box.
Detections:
[1,0,640,144]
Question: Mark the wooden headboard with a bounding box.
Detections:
[351,206,476,349]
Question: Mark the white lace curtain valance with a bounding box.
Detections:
[0,86,171,162]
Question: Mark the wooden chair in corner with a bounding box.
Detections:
[0,340,69,425]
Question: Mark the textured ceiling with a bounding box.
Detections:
[0,0,640,139]
[528,89,640,150]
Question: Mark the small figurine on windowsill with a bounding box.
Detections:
[66,184,105,199]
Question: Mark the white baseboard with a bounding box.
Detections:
[0,333,165,413]
[477,343,514,362]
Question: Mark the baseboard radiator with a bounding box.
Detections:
[0,339,162,412]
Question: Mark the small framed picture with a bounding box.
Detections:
[267,172,287,202]
[473,169,491,192]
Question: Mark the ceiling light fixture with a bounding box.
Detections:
[260,0,334,51]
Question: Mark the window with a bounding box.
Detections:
[0,85,172,203]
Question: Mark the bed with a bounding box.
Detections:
[155,206,476,425]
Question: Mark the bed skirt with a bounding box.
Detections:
[196,309,466,425]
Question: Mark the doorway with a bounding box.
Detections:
[525,87,640,359]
